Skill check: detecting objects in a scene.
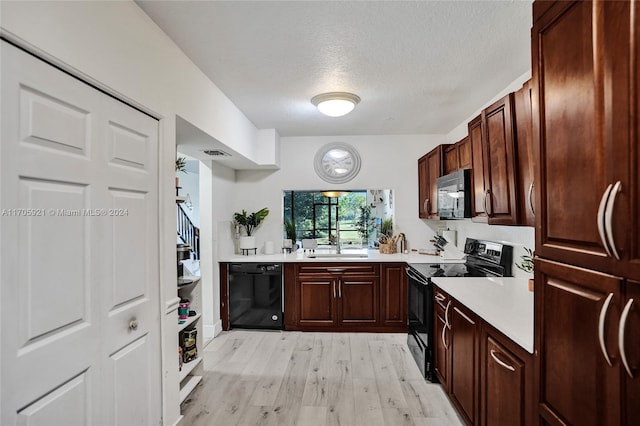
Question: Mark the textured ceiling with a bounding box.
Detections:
[136,0,532,137]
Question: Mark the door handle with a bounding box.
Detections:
[129,318,138,331]
[332,281,336,299]
[597,184,613,257]
[490,349,516,372]
[619,298,635,378]
[338,279,342,298]
[604,181,622,260]
[435,293,446,303]
[527,182,535,216]
[327,268,346,273]
[598,293,614,367]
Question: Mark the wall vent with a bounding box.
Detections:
[203,149,231,157]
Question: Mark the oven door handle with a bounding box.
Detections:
[405,267,429,286]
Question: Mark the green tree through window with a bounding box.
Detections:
[283,190,370,247]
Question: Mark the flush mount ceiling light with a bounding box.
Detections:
[311,92,361,117]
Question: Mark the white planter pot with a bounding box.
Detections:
[239,236,256,250]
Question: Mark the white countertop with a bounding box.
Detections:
[219,248,465,264]
[431,276,534,353]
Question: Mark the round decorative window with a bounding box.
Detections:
[313,143,361,184]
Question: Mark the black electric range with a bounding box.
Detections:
[406,238,513,381]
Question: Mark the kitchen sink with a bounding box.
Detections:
[306,253,369,259]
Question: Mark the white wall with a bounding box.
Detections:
[230,134,448,254]
[199,160,237,340]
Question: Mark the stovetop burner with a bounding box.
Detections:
[409,238,514,279]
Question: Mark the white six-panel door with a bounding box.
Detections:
[1,41,161,426]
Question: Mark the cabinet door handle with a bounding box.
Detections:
[527,182,535,216]
[598,292,614,367]
[435,293,445,303]
[327,268,346,273]
[332,281,336,299]
[490,349,515,372]
[619,298,635,378]
[604,181,622,260]
[441,323,448,350]
[484,190,491,216]
[338,279,342,298]
[425,198,430,214]
[444,300,452,328]
[597,183,613,257]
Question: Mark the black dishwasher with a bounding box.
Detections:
[228,263,283,329]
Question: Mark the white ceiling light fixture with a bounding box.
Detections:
[311,92,361,117]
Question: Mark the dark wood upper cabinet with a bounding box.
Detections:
[444,136,472,175]
[513,81,535,227]
[418,145,443,219]
[457,136,472,170]
[533,0,638,278]
[468,115,488,218]
[483,94,519,225]
[444,143,459,175]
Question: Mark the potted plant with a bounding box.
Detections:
[284,218,297,250]
[516,247,534,291]
[175,156,187,188]
[233,207,269,250]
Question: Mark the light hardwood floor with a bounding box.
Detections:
[180,330,463,426]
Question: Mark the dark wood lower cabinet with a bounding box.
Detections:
[535,259,623,426]
[624,281,640,425]
[380,263,407,327]
[449,302,480,425]
[433,290,450,387]
[433,286,534,426]
[337,275,379,325]
[481,326,534,426]
[284,262,407,332]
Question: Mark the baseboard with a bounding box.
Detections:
[204,319,223,340]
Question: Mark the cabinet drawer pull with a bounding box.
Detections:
[490,349,515,372]
[598,292,614,367]
[327,268,346,273]
[435,293,446,303]
[619,298,635,378]
[604,181,621,260]
[597,184,613,257]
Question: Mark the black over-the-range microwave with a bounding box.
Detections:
[436,169,472,219]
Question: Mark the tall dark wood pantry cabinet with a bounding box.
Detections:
[532,1,639,425]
